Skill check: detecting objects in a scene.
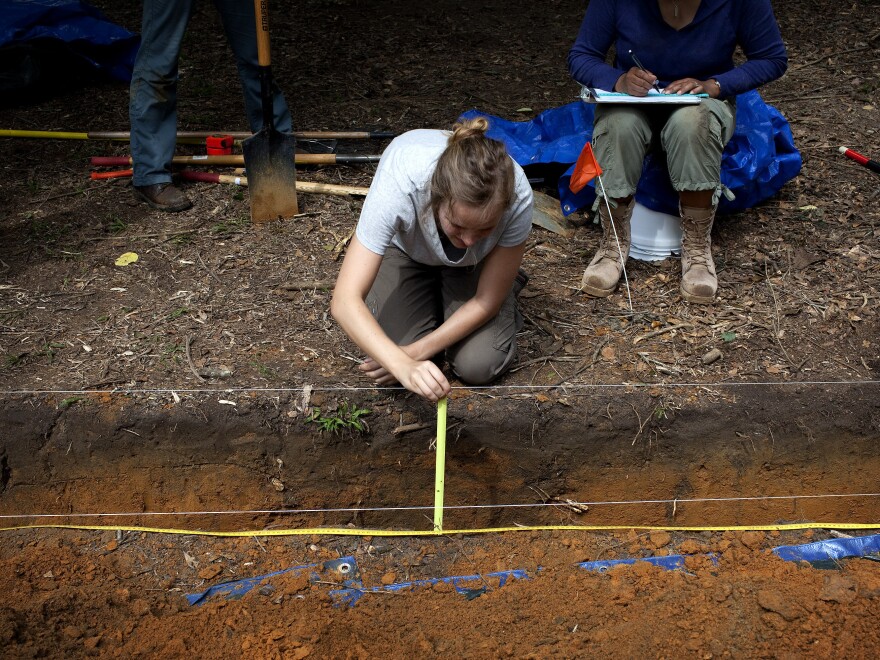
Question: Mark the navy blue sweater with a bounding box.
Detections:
[568,0,788,98]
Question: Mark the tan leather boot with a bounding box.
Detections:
[679,204,717,304]
[580,198,634,297]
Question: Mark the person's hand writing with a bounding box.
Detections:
[663,78,720,98]
[615,67,657,97]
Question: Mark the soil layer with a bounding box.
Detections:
[1,0,879,656]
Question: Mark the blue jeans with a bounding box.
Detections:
[129,0,292,186]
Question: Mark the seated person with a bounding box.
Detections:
[331,119,533,401]
[568,0,787,303]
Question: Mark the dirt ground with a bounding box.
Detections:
[1,0,879,657]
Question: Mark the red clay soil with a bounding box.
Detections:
[1,527,879,657]
[1,0,880,656]
[1,390,879,657]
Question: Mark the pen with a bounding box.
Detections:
[628,50,661,92]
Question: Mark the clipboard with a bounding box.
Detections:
[580,86,706,105]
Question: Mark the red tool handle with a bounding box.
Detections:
[839,147,880,174]
[91,156,131,166]
[90,169,133,180]
[179,170,221,184]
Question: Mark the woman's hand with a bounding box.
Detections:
[359,344,450,402]
[357,341,423,385]
[359,356,449,401]
[615,67,658,96]
[397,360,450,402]
[663,77,721,98]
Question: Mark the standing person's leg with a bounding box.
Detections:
[582,105,652,296]
[662,99,736,303]
[129,0,194,211]
[214,0,292,134]
[364,247,442,346]
[441,266,527,385]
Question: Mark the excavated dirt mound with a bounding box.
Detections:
[1,0,879,656]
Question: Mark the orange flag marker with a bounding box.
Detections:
[569,141,603,193]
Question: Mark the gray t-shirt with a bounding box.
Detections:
[356,129,533,267]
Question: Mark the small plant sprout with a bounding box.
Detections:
[306,402,371,435]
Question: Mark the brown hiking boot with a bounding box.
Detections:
[580,198,634,297]
[680,204,717,304]
[133,183,192,212]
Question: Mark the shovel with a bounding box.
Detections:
[242,0,298,221]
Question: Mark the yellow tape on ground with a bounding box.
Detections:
[2,522,878,537]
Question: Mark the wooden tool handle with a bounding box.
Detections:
[91,154,380,167]
[254,0,271,67]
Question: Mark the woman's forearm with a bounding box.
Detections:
[406,296,496,361]
[330,293,415,376]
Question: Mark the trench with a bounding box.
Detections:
[1,384,879,535]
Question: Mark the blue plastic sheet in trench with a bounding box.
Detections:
[185,555,527,608]
[330,568,530,608]
[185,535,879,607]
[459,91,802,218]
[577,554,718,573]
[773,534,880,567]
[0,0,139,83]
[185,556,361,606]
[577,534,880,574]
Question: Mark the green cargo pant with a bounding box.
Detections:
[365,247,525,385]
[592,98,737,205]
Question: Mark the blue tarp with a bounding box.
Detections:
[330,568,530,607]
[460,92,802,217]
[185,535,880,608]
[185,556,360,606]
[575,533,880,574]
[577,554,718,573]
[0,0,138,85]
[773,534,880,566]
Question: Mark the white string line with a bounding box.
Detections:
[2,379,880,396]
[2,492,878,520]
[596,175,634,314]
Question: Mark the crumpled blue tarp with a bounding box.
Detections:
[773,534,880,564]
[331,567,529,607]
[185,556,360,606]
[0,0,138,83]
[460,91,802,217]
[577,554,717,573]
[575,533,880,574]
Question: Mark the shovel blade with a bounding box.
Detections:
[242,128,299,222]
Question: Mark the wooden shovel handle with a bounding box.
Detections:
[254,0,271,67]
[90,154,380,166]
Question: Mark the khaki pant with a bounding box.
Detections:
[592,98,736,205]
[365,247,525,385]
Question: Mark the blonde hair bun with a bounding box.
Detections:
[448,117,490,144]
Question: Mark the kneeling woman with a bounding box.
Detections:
[331,119,533,402]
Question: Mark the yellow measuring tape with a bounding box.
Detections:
[1,522,878,537]
[433,396,447,531]
[2,399,878,537]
